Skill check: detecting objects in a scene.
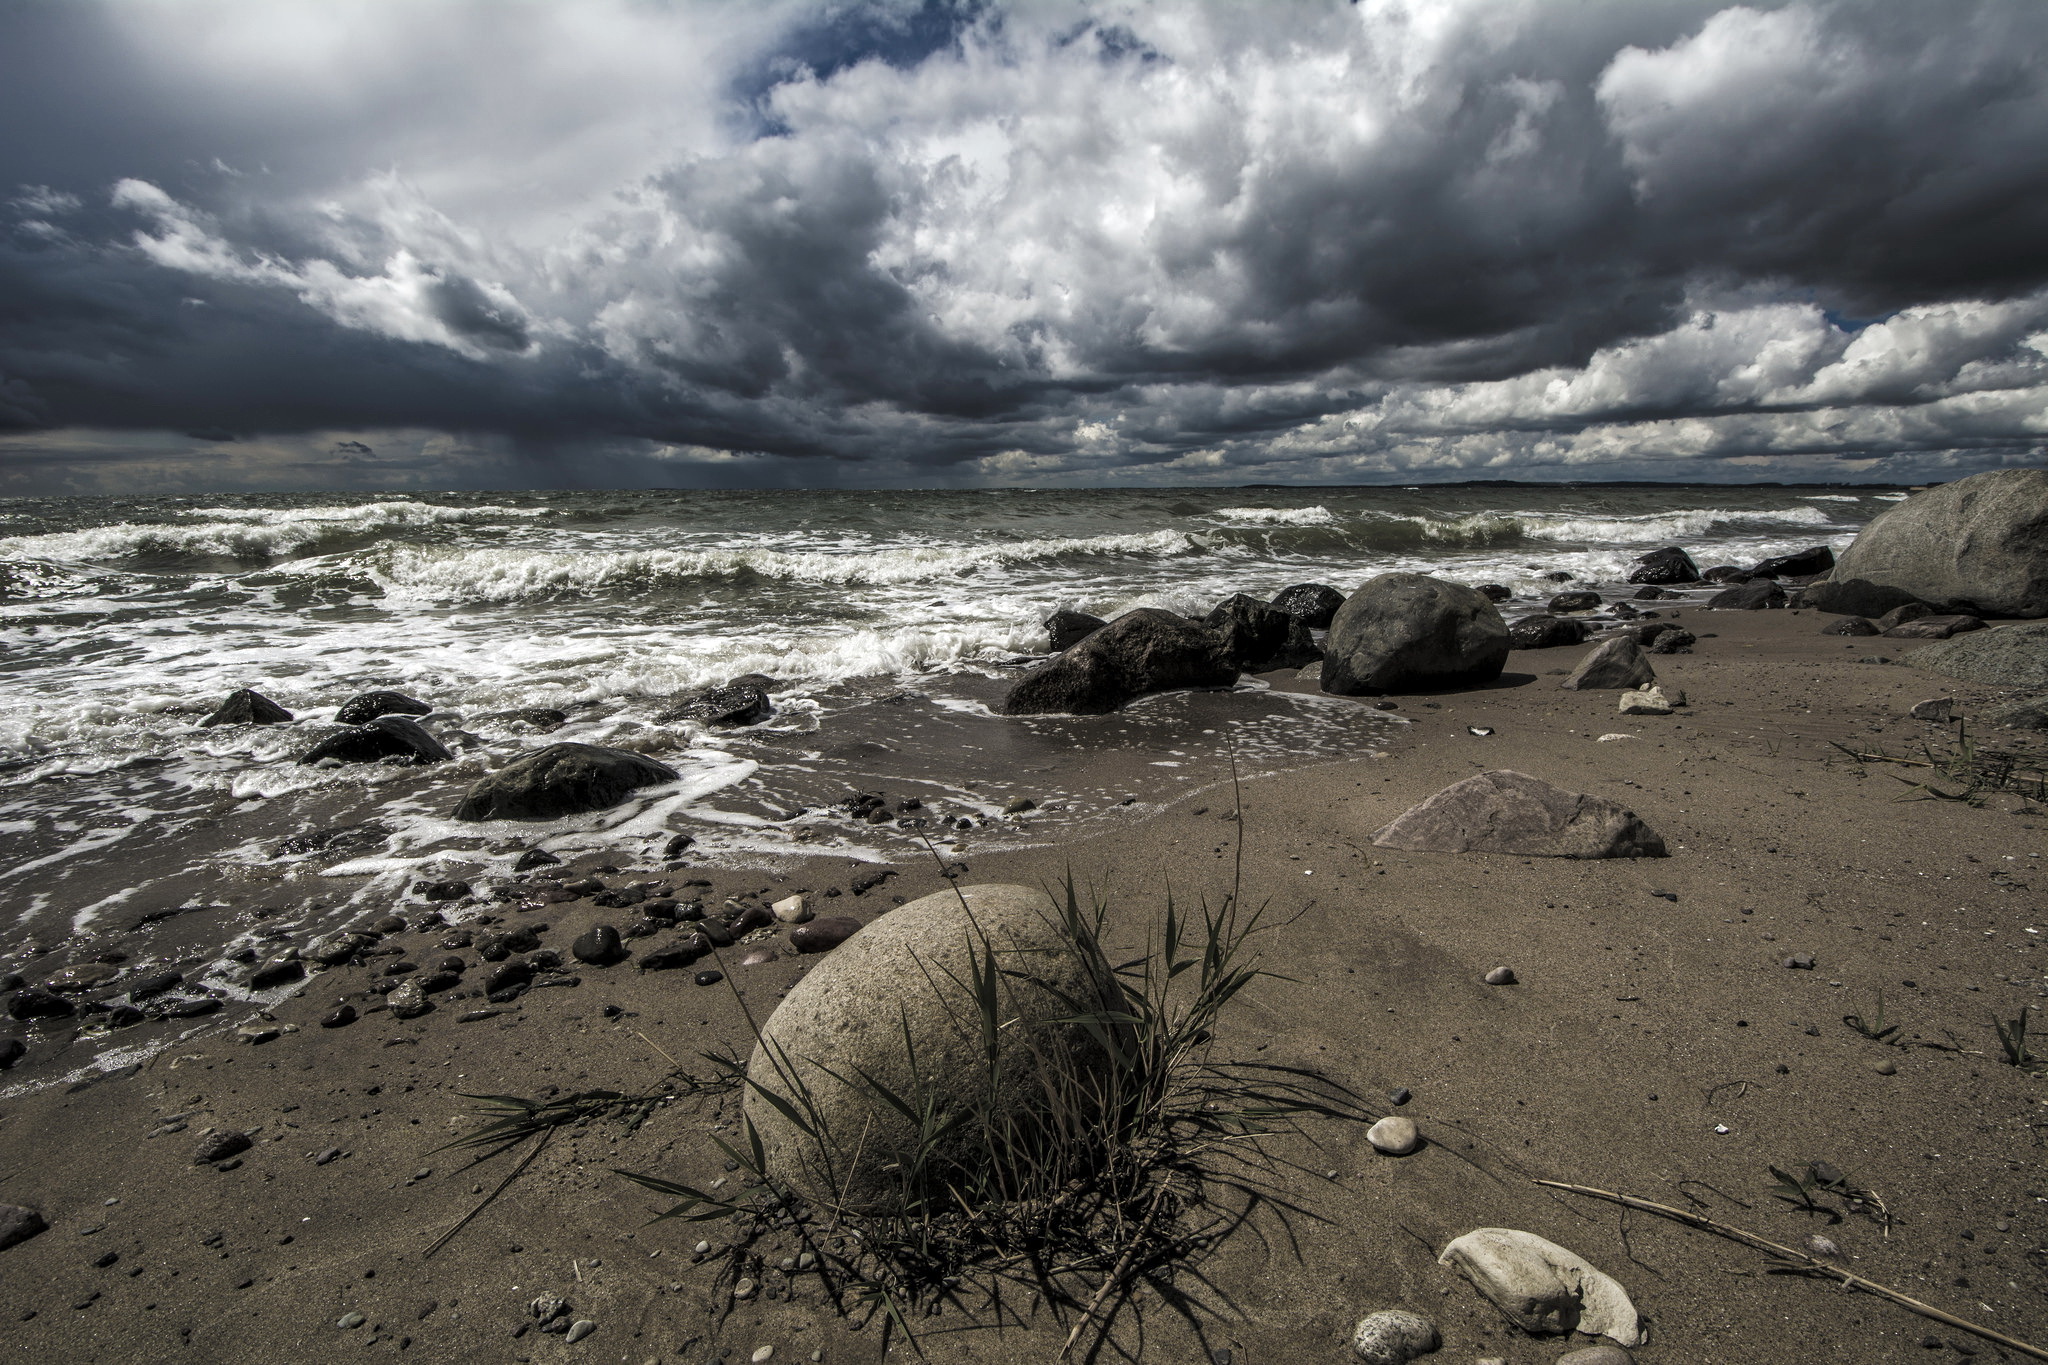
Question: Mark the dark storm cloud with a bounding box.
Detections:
[0,0,2044,492]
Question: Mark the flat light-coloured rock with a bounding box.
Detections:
[771,894,812,924]
[1366,1116,1420,1155]
[1908,697,1954,721]
[1832,468,2048,616]
[744,884,1113,1215]
[1372,770,1666,860]
[1557,1348,1635,1365]
[1438,1228,1642,1346]
[1351,1308,1439,1363]
[1561,637,1655,691]
[1616,685,1682,715]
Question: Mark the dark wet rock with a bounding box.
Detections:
[1822,616,1881,636]
[278,822,390,857]
[1708,579,1787,610]
[656,681,772,727]
[159,996,222,1019]
[1609,600,1641,619]
[476,927,540,962]
[1878,601,1939,631]
[200,688,293,728]
[247,959,304,990]
[694,970,725,987]
[1204,593,1320,672]
[413,879,471,902]
[727,905,774,935]
[1000,608,1236,715]
[1832,469,2048,617]
[484,960,536,995]
[1632,585,1675,600]
[1627,547,1701,585]
[513,847,562,872]
[479,706,569,733]
[372,914,407,934]
[0,1039,24,1069]
[300,716,452,767]
[1320,573,1509,696]
[1542,570,1574,582]
[1886,614,1986,640]
[1508,614,1588,650]
[7,988,75,1022]
[640,899,679,921]
[306,932,373,967]
[193,1131,252,1164]
[333,690,432,725]
[1269,582,1346,628]
[319,1004,357,1028]
[1701,565,1751,583]
[1044,608,1108,652]
[125,970,184,1001]
[452,743,679,821]
[107,1004,145,1028]
[1547,590,1602,613]
[413,971,461,994]
[1372,769,1667,859]
[639,935,710,972]
[44,963,118,993]
[1477,584,1512,602]
[850,868,897,896]
[1643,628,1696,655]
[1561,637,1655,691]
[790,917,863,954]
[1801,577,1924,620]
[1751,546,1836,578]
[0,1203,48,1251]
[661,832,695,861]
[387,980,432,1019]
[571,925,626,966]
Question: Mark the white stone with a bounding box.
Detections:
[1351,1308,1439,1363]
[1437,1227,1642,1346]
[1616,685,1682,716]
[751,1348,775,1363]
[1366,1116,1420,1155]
[771,894,812,924]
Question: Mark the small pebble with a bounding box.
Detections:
[1875,1058,1897,1075]
[1783,953,1816,970]
[338,1311,366,1329]
[733,1277,758,1300]
[751,1348,775,1363]
[1366,1116,1420,1156]
[565,1319,597,1343]
[694,970,725,987]
[1388,1087,1411,1106]
[1482,966,1516,986]
[1804,1233,1842,1259]
[1351,1308,1438,1363]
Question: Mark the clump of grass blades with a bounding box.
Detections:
[615,873,1372,1352]
[1831,722,2048,807]
[1994,1005,2044,1072]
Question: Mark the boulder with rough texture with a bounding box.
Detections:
[744,884,1114,1214]
[1269,582,1346,628]
[1900,630,2048,695]
[1627,547,1701,585]
[1617,685,1682,715]
[1000,609,1236,715]
[1831,469,2048,616]
[1801,577,1927,618]
[1548,590,1601,613]
[1478,583,1512,602]
[1821,616,1880,636]
[1878,601,1935,630]
[1508,615,1588,650]
[1556,1348,1636,1365]
[1204,593,1320,672]
[1643,627,1695,654]
[452,743,678,821]
[1320,574,1509,696]
[200,688,293,728]
[300,715,452,766]
[1372,770,1666,859]
[1351,1309,1440,1364]
[1437,1228,1643,1346]
[656,680,772,727]
[1884,614,1986,640]
[334,690,431,725]
[1986,695,2048,731]
[1708,579,1787,609]
[1043,608,1108,652]
[1560,637,1655,691]
[1751,546,1835,578]
[0,1203,48,1251]
[1701,565,1751,583]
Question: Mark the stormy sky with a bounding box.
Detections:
[3,0,2047,493]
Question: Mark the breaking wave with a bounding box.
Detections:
[0,501,542,564]
[1210,506,1336,526]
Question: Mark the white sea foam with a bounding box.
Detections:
[1211,506,1335,526]
[1515,505,1837,544]
[1800,494,1864,502]
[0,501,540,563]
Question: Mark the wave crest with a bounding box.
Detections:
[0,502,542,564]
[1211,506,1335,526]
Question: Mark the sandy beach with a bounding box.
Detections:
[2,603,2044,1365]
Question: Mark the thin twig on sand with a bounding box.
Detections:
[1059,1182,1172,1361]
[1534,1179,2048,1362]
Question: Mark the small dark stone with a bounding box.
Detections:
[0,1204,49,1251]
[414,879,472,902]
[789,917,863,954]
[571,925,626,967]
[7,988,75,1022]
[0,1038,24,1069]
[1701,565,1751,583]
[1644,628,1696,655]
[513,848,562,872]
[247,959,304,990]
[333,690,432,725]
[484,960,536,995]
[661,832,695,861]
[1783,954,1816,970]
[849,868,896,896]
[693,970,725,987]
[320,1004,358,1028]
[1547,590,1602,613]
[193,1131,252,1164]
[1389,1087,1411,1106]
[200,688,293,728]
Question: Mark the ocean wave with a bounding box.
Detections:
[354,529,1205,601]
[1799,494,1864,503]
[1516,505,1838,544]
[0,501,542,564]
[1210,506,1335,526]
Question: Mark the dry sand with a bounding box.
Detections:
[3,606,2045,1364]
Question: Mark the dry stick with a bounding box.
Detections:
[1534,1180,2048,1362]
[424,1126,554,1259]
[1057,1181,1172,1362]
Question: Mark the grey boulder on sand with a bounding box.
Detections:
[452,742,678,821]
[1373,770,1667,859]
[1001,608,1236,715]
[1509,614,1588,650]
[1438,1227,1643,1347]
[1560,637,1655,691]
[1320,573,1509,696]
[1910,620,2048,690]
[1351,1308,1439,1364]
[1708,578,1787,610]
[743,884,1115,1214]
[1801,577,1925,619]
[1831,468,2048,616]
[1986,695,2048,731]
[0,1203,47,1251]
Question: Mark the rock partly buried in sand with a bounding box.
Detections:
[300,715,453,766]
[1556,1348,1636,1365]
[1044,608,1108,652]
[1877,601,1936,630]
[1627,546,1700,585]
[1909,620,2048,690]
[1822,615,1881,636]
[1373,770,1667,859]
[1832,468,2048,617]
[193,1130,253,1164]
[745,884,1113,1214]
[1751,546,1835,578]
[1617,685,1682,715]
[333,690,431,725]
[1270,582,1346,628]
[657,679,772,727]
[1986,695,2048,731]
[1437,1228,1643,1347]
[1802,577,1926,619]
[201,687,293,728]
[1643,627,1695,655]
[1884,614,1985,640]
[1708,579,1787,610]
[1320,574,1509,696]
[1204,593,1320,672]
[0,1203,48,1251]
[1560,637,1655,691]
[1000,608,1236,715]
[1351,1309,1439,1364]
[453,743,679,821]
[1508,615,1587,650]
[789,916,862,953]
[1908,697,1955,721]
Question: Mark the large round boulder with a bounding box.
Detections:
[452,743,678,821]
[1000,609,1236,715]
[300,715,452,766]
[1831,470,2048,617]
[1319,574,1509,696]
[1627,547,1701,585]
[1801,577,1926,618]
[743,884,1114,1214]
[334,690,432,725]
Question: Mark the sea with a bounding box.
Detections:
[0,483,1897,1083]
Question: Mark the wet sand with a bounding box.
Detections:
[2,606,2046,1364]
